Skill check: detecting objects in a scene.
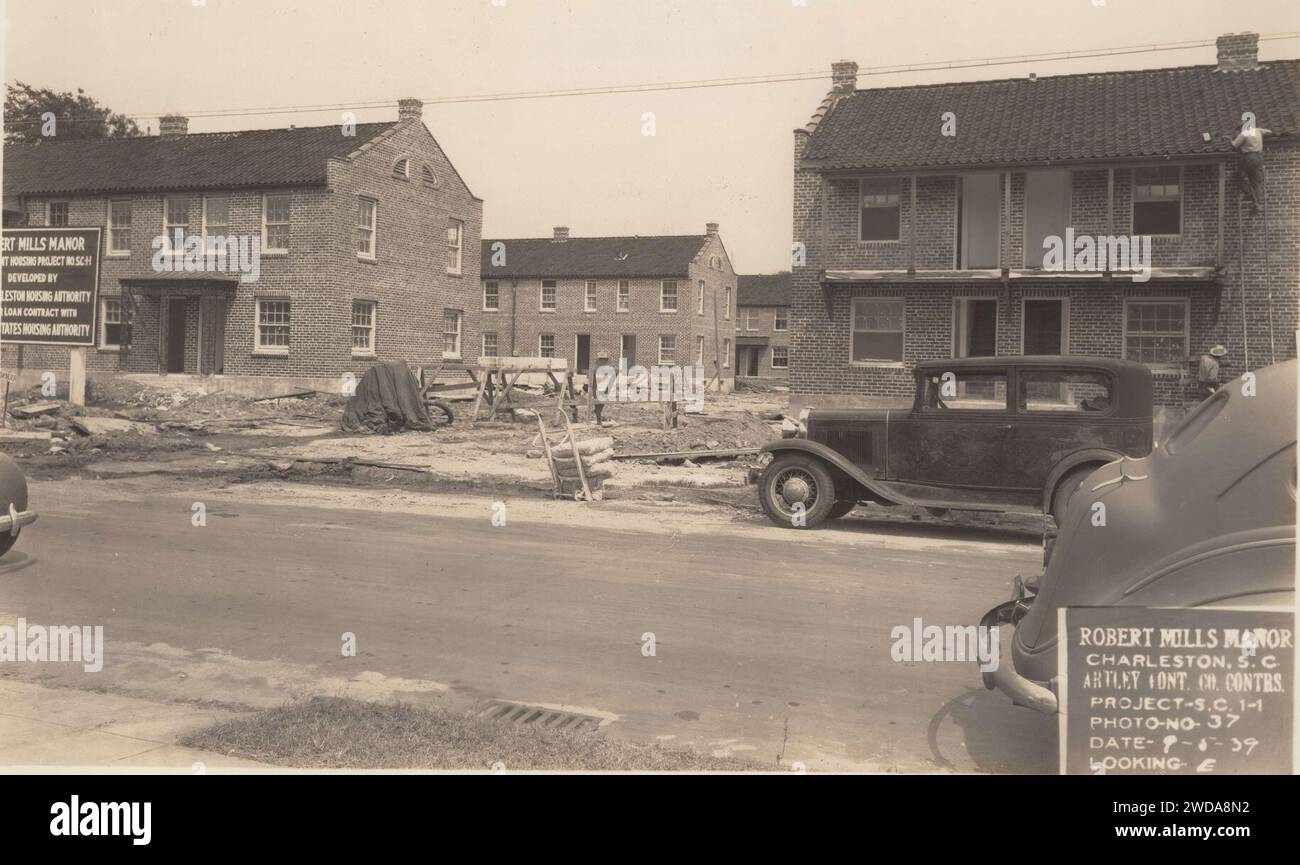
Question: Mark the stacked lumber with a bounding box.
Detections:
[550,436,615,500]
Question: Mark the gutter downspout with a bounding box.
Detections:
[510,280,518,355]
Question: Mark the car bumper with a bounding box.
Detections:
[979,581,1059,715]
[0,504,38,536]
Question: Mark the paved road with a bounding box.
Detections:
[1,478,1057,772]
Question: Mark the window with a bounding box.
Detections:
[660,280,678,312]
[483,281,499,311]
[696,336,705,365]
[393,157,410,179]
[46,201,69,226]
[722,338,731,367]
[107,200,132,254]
[746,309,757,331]
[771,346,789,369]
[921,371,1008,411]
[724,287,731,320]
[774,309,788,331]
[540,280,557,311]
[953,297,997,358]
[358,197,377,258]
[617,280,630,311]
[351,300,376,354]
[1019,371,1113,413]
[859,178,901,241]
[697,280,705,314]
[446,219,464,275]
[1133,166,1181,236]
[620,334,636,365]
[163,196,189,252]
[263,194,290,252]
[203,196,229,252]
[1124,300,1188,365]
[421,164,438,187]
[658,335,676,365]
[443,309,462,358]
[585,280,597,312]
[539,334,555,358]
[482,331,498,357]
[101,297,123,349]
[256,300,291,352]
[851,298,905,363]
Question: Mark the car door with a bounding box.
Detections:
[888,367,1015,492]
[1010,366,1119,491]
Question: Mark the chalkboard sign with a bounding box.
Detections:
[1061,607,1294,775]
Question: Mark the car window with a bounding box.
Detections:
[1018,370,1113,413]
[921,372,1008,411]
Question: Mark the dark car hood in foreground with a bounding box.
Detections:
[1012,360,1297,681]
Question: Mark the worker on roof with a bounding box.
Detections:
[1230,117,1273,214]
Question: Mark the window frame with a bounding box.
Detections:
[100,296,123,350]
[660,280,678,313]
[45,200,70,227]
[106,199,132,256]
[262,193,290,254]
[357,196,378,260]
[483,280,500,312]
[481,331,498,358]
[658,334,676,365]
[442,308,463,359]
[697,280,705,315]
[774,309,788,331]
[771,346,789,369]
[202,195,231,253]
[696,335,705,365]
[254,298,291,354]
[539,333,556,359]
[724,286,731,320]
[850,297,906,366]
[1122,297,1190,369]
[858,177,902,243]
[616,280,630,312]
[585,280,598,313]
[1131,165,1183,238]
[393,156,411,180]
[446,219,464,275]
[722,338,731,368]
[161,195,190,254]
[350,299,377,356]
[540,279,557,312]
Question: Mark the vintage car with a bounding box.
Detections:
[752,356,1153,528]
[0,452,38,557]
[981,358,1297,713]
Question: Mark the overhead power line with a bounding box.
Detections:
[11,31,1300,126]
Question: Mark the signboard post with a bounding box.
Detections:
[1061,606,1295,775]
[0,227,102,406]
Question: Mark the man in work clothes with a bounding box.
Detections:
[1231,120,1273,214]
[1198,344,1228,398]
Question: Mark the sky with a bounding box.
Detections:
[3,0,1298,272]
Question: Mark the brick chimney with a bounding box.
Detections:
[831,60,859,96]
[158,114,188,137]
[706,222,719,236]
[398,97,423,122]
[552,226,570,242]
[1216,32,1260,71]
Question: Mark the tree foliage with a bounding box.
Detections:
[4,81,141,143]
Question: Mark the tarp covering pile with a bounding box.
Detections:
[340,361,434,434]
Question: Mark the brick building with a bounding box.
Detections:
[479,225,736,389]
[1,98,482,394]
[735,272,791,380]
[791,33,1299,414]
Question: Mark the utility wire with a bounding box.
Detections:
[9,31,1300,126]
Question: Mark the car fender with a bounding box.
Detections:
[1041,448,1124,511]
[759,439,913,506]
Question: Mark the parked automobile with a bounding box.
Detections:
[981,359,1297,713]
[751,356,1153,528]
[0,452,38,557]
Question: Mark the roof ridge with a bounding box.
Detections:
[5,120,397,149]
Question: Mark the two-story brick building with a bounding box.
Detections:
[1,98,482,394]
[791,33,1298,416]
[479,225,736,389]
[735,272,791,380]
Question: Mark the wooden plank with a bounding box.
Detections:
[557,408,593,501]
[610,447,760,461]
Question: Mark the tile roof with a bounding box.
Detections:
[2,122,397,195]
[737,272,791,306]
[480,235,710,279]
[803,60,1300,171]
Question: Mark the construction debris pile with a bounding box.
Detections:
[551,435,615,500]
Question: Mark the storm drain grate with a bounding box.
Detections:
[475,700,604,733]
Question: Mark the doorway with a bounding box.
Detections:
[576,334,591,373]
[960,174,1001,268]
[1022,298,1068,355]
[1023,170,1070,268]
[620,334,636,368]
[953,298,997,357]
[166,299,188,373]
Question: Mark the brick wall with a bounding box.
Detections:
[790,120,1299,408]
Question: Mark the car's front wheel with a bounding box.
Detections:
[759,454,836,528]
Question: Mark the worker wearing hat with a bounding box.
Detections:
[1198,344,1228,398]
